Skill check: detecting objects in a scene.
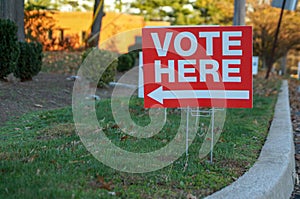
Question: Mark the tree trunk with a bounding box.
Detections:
[262,57,267,69]
[0,0,13,19]
[15,0,25,41]
[90,0,104,48]
[0,0,25,41]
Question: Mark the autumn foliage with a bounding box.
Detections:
[247,2,300,70]
[25,6,80,51]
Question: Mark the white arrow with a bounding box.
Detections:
[148,86,250,104]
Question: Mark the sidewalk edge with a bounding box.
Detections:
[205,80,295,199]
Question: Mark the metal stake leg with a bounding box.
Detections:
[210,108,215,164]
[164,108,167,124]
[186,107,189,157]
[184,107,190,171]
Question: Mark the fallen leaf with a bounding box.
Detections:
[108,192,116,196]
[111,124,119,129]
[187,193,197,199]
[24,154,39,163]
[85,95,100,100]
[34,104,44,108]
[69,160,82,164]
[121,135,129,141]
[90,175,114,191]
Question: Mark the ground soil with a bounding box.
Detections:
[0,72,116,126]
[290,79,300,199]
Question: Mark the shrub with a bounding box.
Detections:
[117,50,140,72]
[82,48,118,88]
[14,42,43,81]
[117,53,134,72]
[0,19,20,79]
[128,50,139,64]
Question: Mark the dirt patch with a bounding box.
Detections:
[0,72,117,126]
[290,78,300,198]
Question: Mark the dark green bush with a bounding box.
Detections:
[117,53,134,72]
[117,50,140,72]
[14,42,43,81]
[128,50,139,64]
[0,19,20,79]
[82,48,118,88]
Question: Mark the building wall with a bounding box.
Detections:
[48,11,170,52]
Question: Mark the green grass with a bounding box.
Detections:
[0,78,281,198]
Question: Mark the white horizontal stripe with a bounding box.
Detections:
[165,90,249,100]
[147,86,250,104]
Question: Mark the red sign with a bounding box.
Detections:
[142,26,252,108]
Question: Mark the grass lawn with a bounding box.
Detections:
[0,76,280,198]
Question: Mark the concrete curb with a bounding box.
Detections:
[205,80,295,199]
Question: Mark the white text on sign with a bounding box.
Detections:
[152,31,243,83]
